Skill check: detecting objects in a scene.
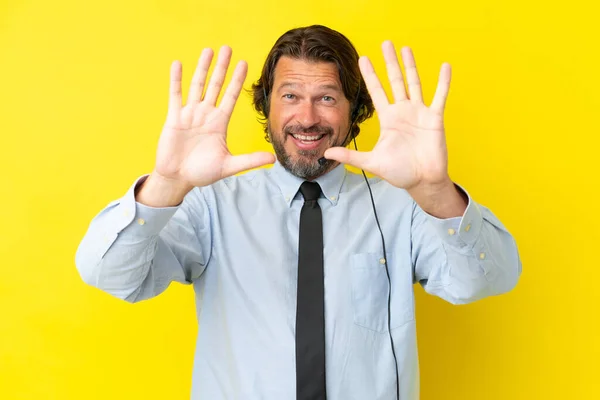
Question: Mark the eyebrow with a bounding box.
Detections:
[276,82,342,92]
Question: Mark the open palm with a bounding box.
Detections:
[324,41,451,190]
[154,46,275,189]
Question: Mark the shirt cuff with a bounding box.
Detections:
[423,183,483,249]
[114,175,180,238]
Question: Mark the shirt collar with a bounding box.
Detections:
[271,160,346,207]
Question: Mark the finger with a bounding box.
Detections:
[358,56,389,111]
[221,152,276,177]
[203,45,232,106]
[167,60,182,124]
[382,41,408,102]
[323,147,371,171]
[219,60,248,117]
[401,47,423,103]
[430,63,452,114]
[187,48,214,105]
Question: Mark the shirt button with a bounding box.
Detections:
[137,218,146,226]
[465,224,472,232]
[330,196,336,201]
[285,197,290,202]
[479,252,486,260]
[379,258,386,264]
[448,228,456,236]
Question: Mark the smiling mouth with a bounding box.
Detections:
[291,133,325,142]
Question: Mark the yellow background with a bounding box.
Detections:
[1,0,597,398]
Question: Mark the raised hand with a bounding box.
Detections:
[142,46,275,206]
[324,41,452,192]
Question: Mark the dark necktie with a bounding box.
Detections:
[296,181,327,400]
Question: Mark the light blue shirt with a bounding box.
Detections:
[75,161,521,400]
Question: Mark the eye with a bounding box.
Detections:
[322,95,334,102]
[283,93,296,100]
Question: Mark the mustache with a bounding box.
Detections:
[284,124,334,136]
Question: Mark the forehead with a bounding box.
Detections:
[273,56,342,89]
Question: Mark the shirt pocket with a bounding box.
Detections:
[350,252,415,333]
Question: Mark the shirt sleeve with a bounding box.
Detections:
[411,184,522,304]
[75,175,212,303]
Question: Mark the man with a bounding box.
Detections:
[76,25,521,400]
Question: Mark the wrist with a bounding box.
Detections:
[408,178,468,219]
[135,172,193,208]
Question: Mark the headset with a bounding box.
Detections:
[328,89,400,400]
[265,84,400,400]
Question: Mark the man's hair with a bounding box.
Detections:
[251,24,374,143]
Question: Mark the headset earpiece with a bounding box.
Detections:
[262,86,268,115]
[351,104,363,124]
[350,81,363,124]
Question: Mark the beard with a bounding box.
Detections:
[268,121,339,180]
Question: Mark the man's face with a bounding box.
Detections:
[268,56,351,180]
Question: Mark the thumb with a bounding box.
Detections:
[221,152,276,178]
[324,147,371,170]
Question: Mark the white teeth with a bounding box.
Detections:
[292,134,324,141]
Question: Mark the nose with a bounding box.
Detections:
[296,101,320,128]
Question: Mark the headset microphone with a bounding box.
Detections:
[317,157,327,166]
